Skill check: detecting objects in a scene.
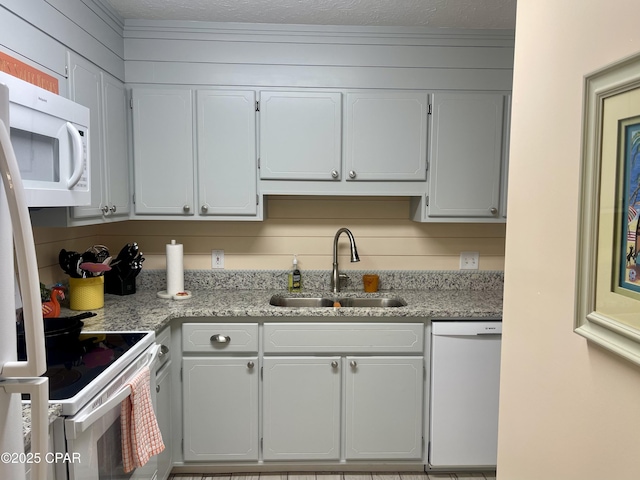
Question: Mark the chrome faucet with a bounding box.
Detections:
[331,228,360,293]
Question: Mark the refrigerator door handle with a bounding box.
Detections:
[0,117,46,378]
[1,378,49,480]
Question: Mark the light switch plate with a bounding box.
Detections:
[212,250,224,269]
[460,251,479,270]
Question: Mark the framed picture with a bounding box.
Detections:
[575,51,640,365]
[615,117,640,297]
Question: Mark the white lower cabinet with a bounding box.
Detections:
[262,322,425,463]
[183,357,259,461]
[181,323,260,462]
[262,354,424,462]
[262,356,341,460]
[345,356,424,460]
[155,361,173,480]
[180,322,425,466]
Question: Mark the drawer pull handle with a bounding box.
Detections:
[210,334,231,344]
[247,361,255,369]
[158,344,169,357]
[350,360,357,368]
[331,361,338,368]
[156,384,160,393]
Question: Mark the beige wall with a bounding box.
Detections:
[34,196,506,285]
[498,1,640,478]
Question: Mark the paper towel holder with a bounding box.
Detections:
[157,239,192,300]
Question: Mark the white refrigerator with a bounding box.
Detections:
[0,81,50,480]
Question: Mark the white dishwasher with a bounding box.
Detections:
[429,320,502,468]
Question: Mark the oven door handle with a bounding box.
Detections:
[65,344,161,440]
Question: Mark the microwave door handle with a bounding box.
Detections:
[1,378,49,480]
[0,118,47,378]
[66,122,84,189]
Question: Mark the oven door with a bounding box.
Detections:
[62,344,161,480]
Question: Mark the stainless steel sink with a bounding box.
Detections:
[269,295,406,308]
[268,297,336,307]
[333,297,407,308]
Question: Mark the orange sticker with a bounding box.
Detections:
[0,51,59,94]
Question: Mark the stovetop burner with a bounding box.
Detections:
[22,332,149,401]
[46,367,82,391]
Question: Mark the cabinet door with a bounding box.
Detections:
[155,361,172,480]
[102,73,130,218]
[183,357,258,461]
[132,88,195,215]
[196,90,257,216]
[345,92,428,181]
[259,91,342,180]
[345,356,423,460]
[262,356,341,460]
[428,93,505,217]
[68,53,105,219]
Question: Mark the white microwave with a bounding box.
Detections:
[0,71,90,207]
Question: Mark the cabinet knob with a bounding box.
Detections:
[201,204,209,213]
[349,170,357,179]
[102,205,109,214]
[490,207,498,215]
[183,204,191,212]
[350,360,357,368]
[210,334,231,344]
[331,170,339,179]
[109,205,117,213]
[247,361,255,369]
[331,361,338,368]
[158,344,169,358]
[156,384,160,393]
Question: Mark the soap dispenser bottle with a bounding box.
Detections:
[288,254,302,292]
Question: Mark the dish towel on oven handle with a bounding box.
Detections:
[120,366,165,473]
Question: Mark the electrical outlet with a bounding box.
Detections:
[460,251,479,270]
[212,250,224,269]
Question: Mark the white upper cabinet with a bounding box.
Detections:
[427,92,506,218]
[68,54,103,219]
[345,92,429,181]
[101,74,130,218]
[259,91,342,181]
[68,52,130,222]
[196,90,257,216]
[132,87,195,215]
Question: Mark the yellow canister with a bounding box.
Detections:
[69,276,104,310]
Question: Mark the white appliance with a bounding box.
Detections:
[429,320,502,468]
[0,81,49,479]
[0,71,90,207]
[55,332,162,480]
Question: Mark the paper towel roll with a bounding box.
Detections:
[166,239,184,295]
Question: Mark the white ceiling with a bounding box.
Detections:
[104,0,517,30]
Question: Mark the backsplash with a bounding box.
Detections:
[136,269,504,292]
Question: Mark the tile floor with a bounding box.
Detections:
[168,472,497,480]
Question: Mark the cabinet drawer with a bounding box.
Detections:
[264,323,424,354]
[183,323,259,353]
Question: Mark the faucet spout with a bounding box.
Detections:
[331,228,360,293]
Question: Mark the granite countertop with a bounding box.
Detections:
[24,270,504,445]
[22,403,62,451]
[72,269,504,333]
[77,286,503,333]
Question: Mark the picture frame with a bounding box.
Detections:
[575,51,640,365]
